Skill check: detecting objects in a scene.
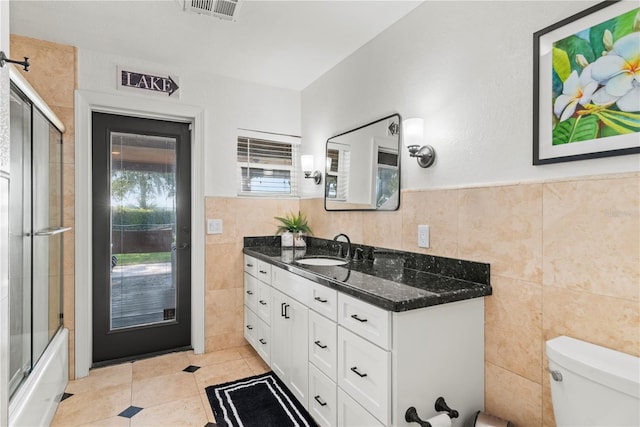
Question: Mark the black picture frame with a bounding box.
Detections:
[533,1,639,165]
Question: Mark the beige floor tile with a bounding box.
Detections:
[199,391,216,424]
[236,344,259,359]
[244,355,270,375]
[130,396,208,427]
[187,347,244,367]
[132,351,191,381]
[193,358,254,390]
[65,362,132,395]
[76,415,131,427]
[132,371,200,408]
[52,383,132,427]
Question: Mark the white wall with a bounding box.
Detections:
[301,1,639,197]
[78,48,302,197]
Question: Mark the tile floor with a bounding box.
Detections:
[51,345,270,427]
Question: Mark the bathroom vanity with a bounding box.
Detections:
[242,236,491,427]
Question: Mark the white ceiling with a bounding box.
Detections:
[9,0,422,90]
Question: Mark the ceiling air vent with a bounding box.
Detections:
[180,0,241,21]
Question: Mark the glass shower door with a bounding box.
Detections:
[8,86,32,397]
[8,84,65,398]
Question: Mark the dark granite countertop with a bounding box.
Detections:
[243,236,491,312]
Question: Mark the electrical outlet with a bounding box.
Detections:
[418,224,430,248]
[207,219,223,235]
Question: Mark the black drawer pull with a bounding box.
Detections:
[350,314,368,323]
[281,302,286,317]
[314,296,328,303]
[314,340,327,349]
[246,290,253,295]
[246,325,253,330]
[259,300,267,305]
[314,395,327,407]
[284,304,290,319]
[259,270,268,274]
[350,366,367,378]
[246,263,254,267]
[259,338,267,345]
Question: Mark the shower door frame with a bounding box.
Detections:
[74,91,206,378]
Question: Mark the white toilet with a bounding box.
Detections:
[546,335,640,426]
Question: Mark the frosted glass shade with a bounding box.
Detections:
[403,118,424,147]
[301,154,314,172]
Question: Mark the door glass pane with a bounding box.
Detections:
[110,132,177,330]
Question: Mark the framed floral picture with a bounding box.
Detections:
[533,0,639,165]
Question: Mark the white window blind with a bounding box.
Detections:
[237,130,300,196]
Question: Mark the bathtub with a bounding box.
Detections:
[8,328,68,426]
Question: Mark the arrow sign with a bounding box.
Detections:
[119,69,180,97]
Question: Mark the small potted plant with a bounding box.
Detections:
[275,211,313,247]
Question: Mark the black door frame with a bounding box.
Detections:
[91,112,192,365]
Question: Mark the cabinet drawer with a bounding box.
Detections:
[272,266,311,306]
[337,327,390,425]
[244,307,258,347]
[309,281,338,321]
[309,310,337,382]
[256,280,271,324]
[337,387,384,427]
[256,260,272,283]
[309,363,337,427]
[338,293,391,350]
[243,255,257,276]
[255,317,270,365]
[244,273,258,312]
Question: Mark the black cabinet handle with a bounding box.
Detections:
[350,314,368,323]
[350,366,367,378]
[246,263,254,267]
[259,300,267,305]
[259,338,267,345]
[284,304,290,319]
[246,325,253,330]
[314,395,327,407]
[281,302,286,317]
[246,290,253,295]
[314,340,327,349]
[259,270,268,274]
[314,296,328,303]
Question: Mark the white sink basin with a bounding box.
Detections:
[296,257,348,266]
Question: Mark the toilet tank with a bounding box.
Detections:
[546,336,640,427]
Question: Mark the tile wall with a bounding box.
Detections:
[10,35,77,378]
[206,172,639,427]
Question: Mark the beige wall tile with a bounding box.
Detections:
[205,243,241,291]
[543,176,640,301]
[485,275,542,383]
[301,198,364,241]
[541,371,556,427]
[362,209,402,249]
[486,362,542,426]
[401,189,458,257]
[63,274,75,330]
[10,35,76,109]
[542,285,640,357]
[204,289,243,338]
[205,197,237,245]
[458,184,543,283]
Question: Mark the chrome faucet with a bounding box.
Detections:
[333,233,351,258]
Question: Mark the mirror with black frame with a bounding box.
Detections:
[324,114,401,211]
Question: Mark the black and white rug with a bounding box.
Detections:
[205,372,317,427]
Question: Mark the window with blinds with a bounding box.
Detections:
[237,131,299,196]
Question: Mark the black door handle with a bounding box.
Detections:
[177,242,190,250]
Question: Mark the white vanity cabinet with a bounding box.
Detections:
[242,254,485,427]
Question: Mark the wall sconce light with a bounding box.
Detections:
[403,118,435,168]
[301,154,322,185]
